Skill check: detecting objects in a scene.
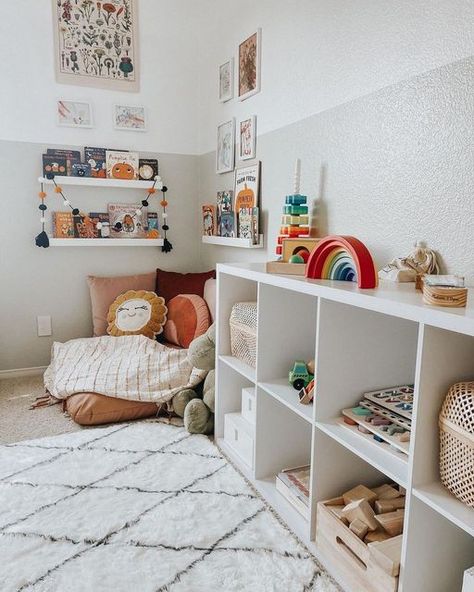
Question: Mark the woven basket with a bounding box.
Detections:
[439,382,474,507]
[230,302,257,368]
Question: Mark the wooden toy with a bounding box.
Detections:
[372,484,400,500]
[341,499,379,531]
[306,235,378,289]
[288,361,314,391]
[360,400,412,431]
[352,406,371,416]
[375,498,405,514]
[289,254,305,264]
[329,504,349,525]
[375,510,404,537]
[343,415,358,426]
[342,484,378,507]
[368,535,403,577]
[282,237,320,262]
[307,359,315,375]
[363,385,415,422]
[350,518,369,540]
[298,379,314,405]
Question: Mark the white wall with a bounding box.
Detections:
[0,0,199,154]
[196,0,474,153]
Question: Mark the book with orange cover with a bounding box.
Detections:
[53,211,74,238]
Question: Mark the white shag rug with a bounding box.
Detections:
[0,421,339,592]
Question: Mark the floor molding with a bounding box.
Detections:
[0,366,47,380]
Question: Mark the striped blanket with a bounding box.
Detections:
[44,335,207,403]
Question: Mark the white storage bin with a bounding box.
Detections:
[463,567,474,592]
[224,412,254,468]
[241,387,256,425]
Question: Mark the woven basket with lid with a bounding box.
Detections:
[439,381,474,507]
[229,302,257,368]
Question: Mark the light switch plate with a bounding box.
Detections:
[37,315,52,337]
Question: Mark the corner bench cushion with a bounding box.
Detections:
[66,392,157,426]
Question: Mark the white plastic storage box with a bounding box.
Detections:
[224,412,254,468]
[241,387,256,425]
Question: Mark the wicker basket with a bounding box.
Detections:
[230,302,257,368]
[439,382,474,507]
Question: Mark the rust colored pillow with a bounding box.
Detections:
[88,272,156,336]
[155,269,215,304]
[66,392,157,426]
[163,294,210,349]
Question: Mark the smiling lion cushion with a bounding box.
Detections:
[107,290,167,339]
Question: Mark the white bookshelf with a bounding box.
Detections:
[215,262,474,592]
[49,238,164,247]
[202,235,264,249]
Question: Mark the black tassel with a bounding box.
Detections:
[35,231,49,248]
[162,238,173,253]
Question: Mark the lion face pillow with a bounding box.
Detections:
[107,290,167,339]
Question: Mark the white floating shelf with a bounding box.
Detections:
[202,235,263,249]
[38,176,157,189]
[219,355,256,383]
[48,238,164,247]
[259,379,313,423]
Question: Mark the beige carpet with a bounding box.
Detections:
[0,375,84,444]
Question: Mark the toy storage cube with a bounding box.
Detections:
[224,412,254,468]
[241,387,256,425]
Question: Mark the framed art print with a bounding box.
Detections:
[57,100,93,128]
[219,58,234,102]
[114,104,146,131]
[238,28,261,101]
[216,119,235,174]
[239,115,256,160]
[52,0,139,92]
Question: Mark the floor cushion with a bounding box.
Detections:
[155,269,215,304]
[88,272,156,336]
[163,294,210,349]
[66,392,157,426]
[203,278,216,322]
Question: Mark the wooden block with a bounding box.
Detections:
[375,497,405,514]
[342,499,379,531]
[343,484,378,506]
[325,496,345,506]
[375,510,405,536]
[372,484,400,500]
[349,518,369,539]
[329,505,349,525]
[399,485,406,496]
[343,415,358,426]
[364,529,391,543]
[368,535,403,577]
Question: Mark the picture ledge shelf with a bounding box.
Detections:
[202,235,263,249]
[38,176,155,189]
[48,238,164,247]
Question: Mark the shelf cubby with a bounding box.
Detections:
[259,379,313,423]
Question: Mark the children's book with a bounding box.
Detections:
[73,213,96,238]
[202,204,216,236]
[43,155,67,178]
[108,203,146,238]
[147,212,159,231]
[238,208,252,239]
[53,211,74,238]
[46,149,81,175]
[84,147,107,178]
[220,212,235,237]
[139,159,159,181]
[89,212,109,238]
[216,190,233,235]
[105,150,139,180]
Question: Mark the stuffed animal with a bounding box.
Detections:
[170,324,215,434]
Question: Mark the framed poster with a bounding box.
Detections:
[239,115,256,160]
[218,58,234,102]
[57,100,93,128]
[238,28,261,101]
[234,162,261,213]
[52,0,139,92]
[216,119,235,174]
[114,104,146,131]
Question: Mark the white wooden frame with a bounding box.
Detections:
[238,28,262,101]
[218,58,234,102]
[113,104,147,132]
[239,115,257,160]
[216,119,235,174]
[56,100,93,128]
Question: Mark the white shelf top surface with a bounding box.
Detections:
[219,355,256,383]
[217,262,474,336]
[259,379,313,423]
[38,176,158,189]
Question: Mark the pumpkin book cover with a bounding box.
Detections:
[106,150,139,180]
[233,162,260,216]
[108,203,147,238]
[53,211,74,238]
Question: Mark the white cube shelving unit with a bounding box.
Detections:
[215,262,474,592]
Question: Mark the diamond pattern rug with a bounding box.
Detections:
[0,421,339,592]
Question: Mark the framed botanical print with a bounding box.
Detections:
[52,0,139,92]
[216,119,235,174]
[218,58,234,102]
[238,28,261,101]
[239,115,256,160]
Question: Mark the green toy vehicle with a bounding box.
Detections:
[289,361,314,391]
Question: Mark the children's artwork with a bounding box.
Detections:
[234,162,260,214]
[108,203,146,238]
[114,105,146,131]
[202,205,216,236]
[219,58,233,102]
[84,147,107,178]
[216,190,233,235]
[52,0,139,91]
[57,100,93,128]
[216,119,235,174]
[238,29,261,101]
[239,116,256,160]
[105,150,139,180]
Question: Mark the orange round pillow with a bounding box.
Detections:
[163,294,210,349]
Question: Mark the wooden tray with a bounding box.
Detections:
[341,409,410,455]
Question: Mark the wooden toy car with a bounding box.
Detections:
[289,361,314,391]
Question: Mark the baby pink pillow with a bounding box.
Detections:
[88,272,156,336]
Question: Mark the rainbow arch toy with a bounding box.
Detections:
[305,235,378,289]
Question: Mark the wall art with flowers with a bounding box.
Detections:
[53,0,139,92]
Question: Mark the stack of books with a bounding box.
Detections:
[275,465,310,517]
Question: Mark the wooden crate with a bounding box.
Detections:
[316,498,399,592]
[266,261,306,275]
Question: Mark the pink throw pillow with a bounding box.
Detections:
[163,294,210,349]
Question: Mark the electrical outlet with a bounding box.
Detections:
[37,315,52,337]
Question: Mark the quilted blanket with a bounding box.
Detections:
[44,335,207,403]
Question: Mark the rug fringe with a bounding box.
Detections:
[29,394,61,410]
